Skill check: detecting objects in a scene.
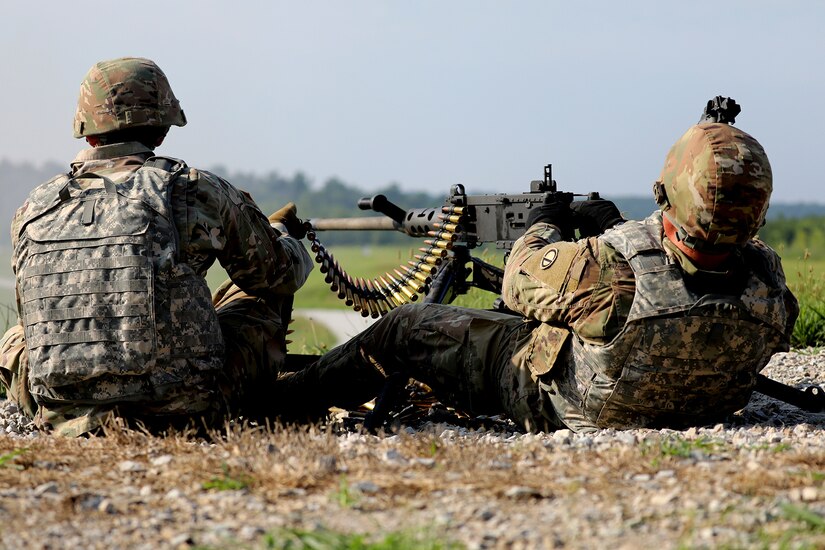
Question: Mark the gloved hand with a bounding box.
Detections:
[570,199,624,238]
[526,200,574,238]
[269,202,306,238]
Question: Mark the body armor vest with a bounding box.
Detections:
[558,213,789,430]
[15,157,224,404]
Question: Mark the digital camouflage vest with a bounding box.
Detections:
[548,213,790,431]
[14,158,224,405]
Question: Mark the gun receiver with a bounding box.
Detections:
[307,164,599,250]
[301,162,602,325]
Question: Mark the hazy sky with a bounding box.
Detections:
[2,1,823,202]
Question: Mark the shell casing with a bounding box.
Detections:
[330,260,344,291]
[356,277,379,318]
[427,230,458,242]
[433,222,461,233]
[348,274,364,294]
[414,254,442,266]
[330,271,342,293]
[346,273,365,304]
[419,246,448,258]
[373,278,397,308]
[375,296,389,315]
[401,265,432,285]
[379,275,407,305]
[402,285,418,301]
[442,205,465,215]
[394,268,424,290]
[387,272,417,301]
[351,290,363,312]
[364,296,379,318]
[366,298,380,318]
[319,256,331,274]
[394,268,424,292]
[311,242,322,253]
[424,239,453,250]
[404,276,425,292]
[409,260,437,274]
[344,283,354,307]
[366,279,390,315]
[439,214,463,224]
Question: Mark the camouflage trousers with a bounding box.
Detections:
[0,284,291,436]
[275,303,566,432]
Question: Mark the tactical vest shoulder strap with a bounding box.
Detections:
[600,216,668,273]
[142,155,187,174]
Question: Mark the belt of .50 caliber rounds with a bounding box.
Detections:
[304,206,466,318]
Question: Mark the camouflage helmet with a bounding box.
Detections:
[73,57,186,138]
[654,122,772,250]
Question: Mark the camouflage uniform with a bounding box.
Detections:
[1,142,312,436]
[290,122,797,432]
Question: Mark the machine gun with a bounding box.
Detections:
[291,160,825,421]
[304,164,599,312]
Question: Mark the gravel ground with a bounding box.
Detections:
[1,349,825,549]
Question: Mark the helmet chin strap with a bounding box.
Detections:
[662,213,731,269]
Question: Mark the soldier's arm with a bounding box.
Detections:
[187,169,312,297]
[502,222,586,323]
[503,223,635,342]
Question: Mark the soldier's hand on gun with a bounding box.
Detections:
[570,199,625,238]
[526,200,575,239]
[269,202,307,239]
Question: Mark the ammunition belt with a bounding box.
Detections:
[304,205,467,317]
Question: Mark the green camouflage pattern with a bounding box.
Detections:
[14,156,224,404]
[280,304,565,433]
[657,123,772,248]
[296,211,797,433]
[504,213,796,431]
[73,57,186,138]
[502,222,636,344]
[2,143,313,435]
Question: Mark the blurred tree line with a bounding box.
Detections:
[757,216,825,261]
[1,159,823,257]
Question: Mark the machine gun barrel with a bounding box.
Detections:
[307,217,401,232]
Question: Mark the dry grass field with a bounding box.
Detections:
[3,379,825,549]
[1,250,824,549]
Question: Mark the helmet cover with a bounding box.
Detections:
[73,57,186,138]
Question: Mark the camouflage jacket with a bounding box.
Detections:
[9,143,313,427]
[12,142,312,300]
[503,213,798,431]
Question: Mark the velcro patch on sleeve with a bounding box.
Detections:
[519,242,580,293]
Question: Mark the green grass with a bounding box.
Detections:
[784,256,825,348]
[641,435,724,467]
[0,448,26,469]
[202,462,252,491]
[287,316,336,354]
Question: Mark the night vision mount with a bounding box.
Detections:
[699,95,741,124]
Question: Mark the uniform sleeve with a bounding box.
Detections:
[502,222,587,323]
[503,222,636,343]
[184,169,313,298]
